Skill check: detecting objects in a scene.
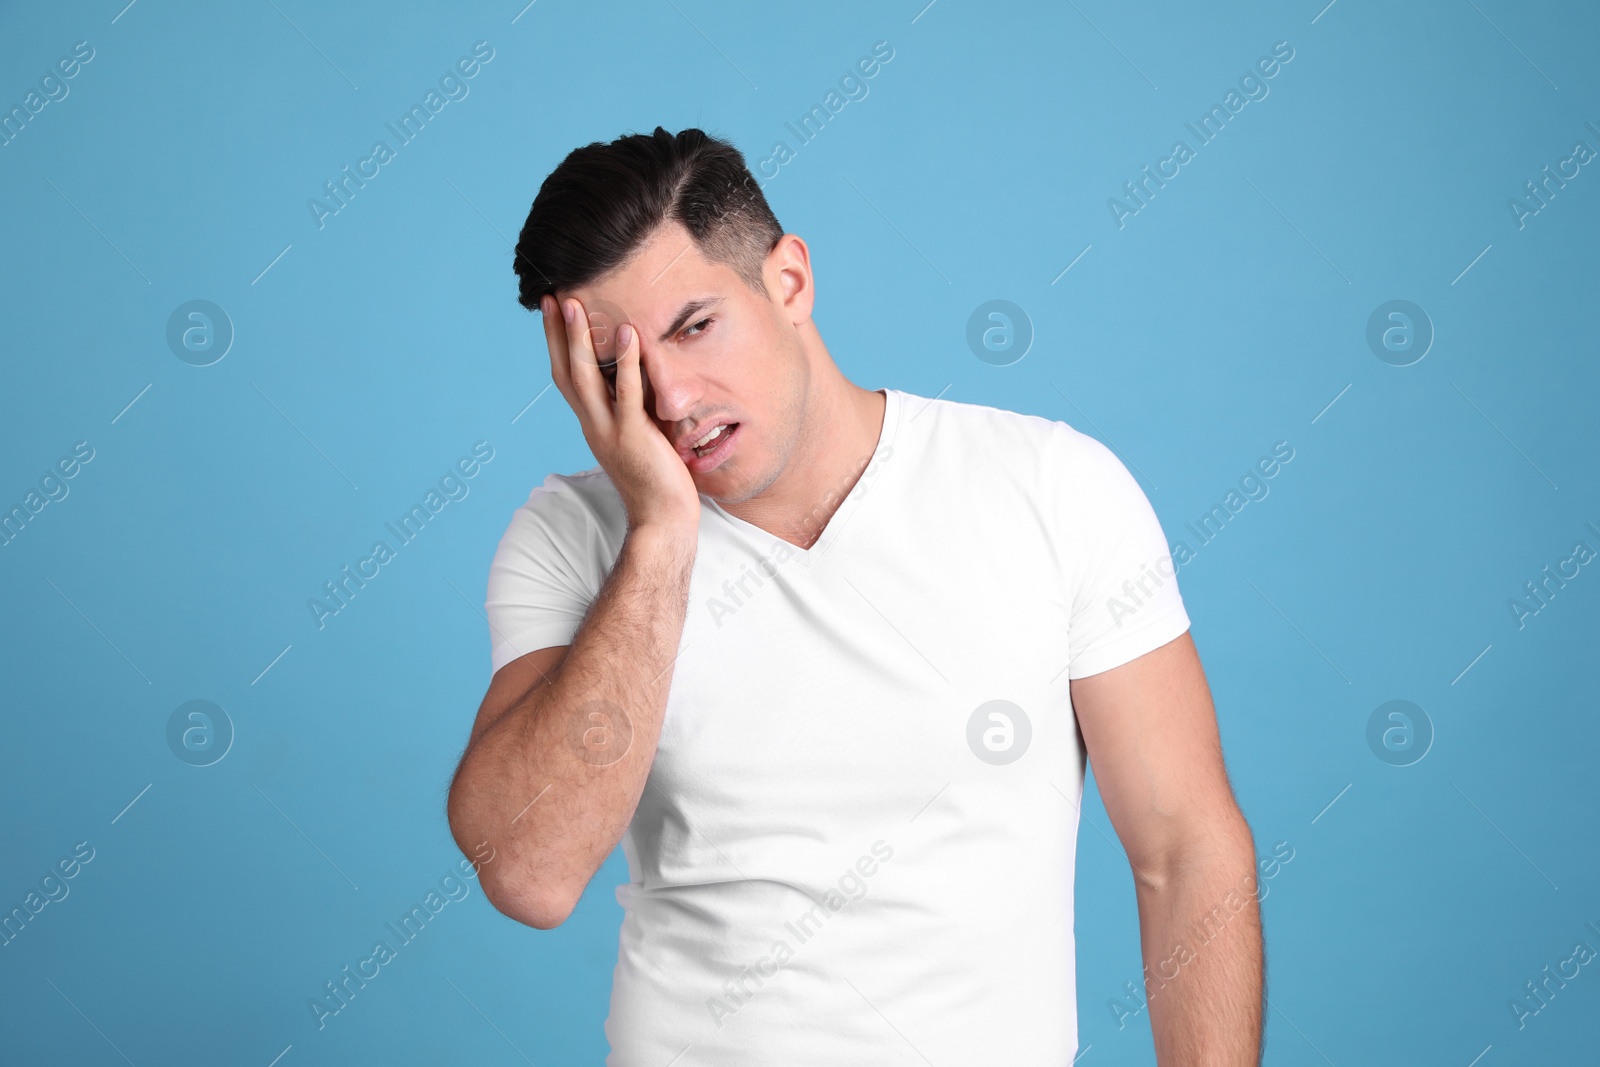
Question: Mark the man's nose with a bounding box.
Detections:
[638,352,698,425]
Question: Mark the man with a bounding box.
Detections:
[447,127,1263,1065]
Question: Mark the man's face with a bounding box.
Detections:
[561,220,806,504]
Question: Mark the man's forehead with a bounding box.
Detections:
[569,254,731,338]
[575,225,713,305]
[568,283,720,333]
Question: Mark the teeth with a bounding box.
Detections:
[692,424,728,450]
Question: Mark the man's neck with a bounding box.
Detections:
[716,380,886,551]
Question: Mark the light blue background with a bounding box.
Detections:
[2,0,1597,1063]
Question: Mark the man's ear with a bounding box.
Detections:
[769,233,815,324]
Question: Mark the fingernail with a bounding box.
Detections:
[618,323,632,347]
[562,299,575,323]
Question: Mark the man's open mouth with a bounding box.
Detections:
[691,423,737,455]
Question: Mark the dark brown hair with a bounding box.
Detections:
[512,127,784,314]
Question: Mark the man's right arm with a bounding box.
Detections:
[446,520,696,929]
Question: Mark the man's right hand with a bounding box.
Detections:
[541,293,701,535]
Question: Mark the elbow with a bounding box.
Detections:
[446,770,580,930]
[521,908,571,932]
[526,900,576,931]
[447,795,576,930]
[480,870,577,930]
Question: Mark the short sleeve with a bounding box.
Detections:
[485,475,601,675]
[1054,423,1190,680]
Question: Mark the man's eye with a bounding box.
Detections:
[682,317,713,339]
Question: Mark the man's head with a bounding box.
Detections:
[513,127,817,504]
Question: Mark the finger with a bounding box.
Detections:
[563,297,615,434]
[541,293,575,407]
[612,320,642,421]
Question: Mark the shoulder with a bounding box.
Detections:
[522,464,620,512]
[894,390,1115,478]
[497,464,627,550]
[894,390,1065,456]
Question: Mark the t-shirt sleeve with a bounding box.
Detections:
[484,475,600,675]
[1054,422,1190,680]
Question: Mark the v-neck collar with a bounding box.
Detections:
[703,387,901,569]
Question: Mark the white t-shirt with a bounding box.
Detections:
[485,387,1190,1065]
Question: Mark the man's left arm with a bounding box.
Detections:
[1071,630,1263,1066]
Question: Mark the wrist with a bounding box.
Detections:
[626,519,699,553]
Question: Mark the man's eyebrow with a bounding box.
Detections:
[658,296,723,344]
